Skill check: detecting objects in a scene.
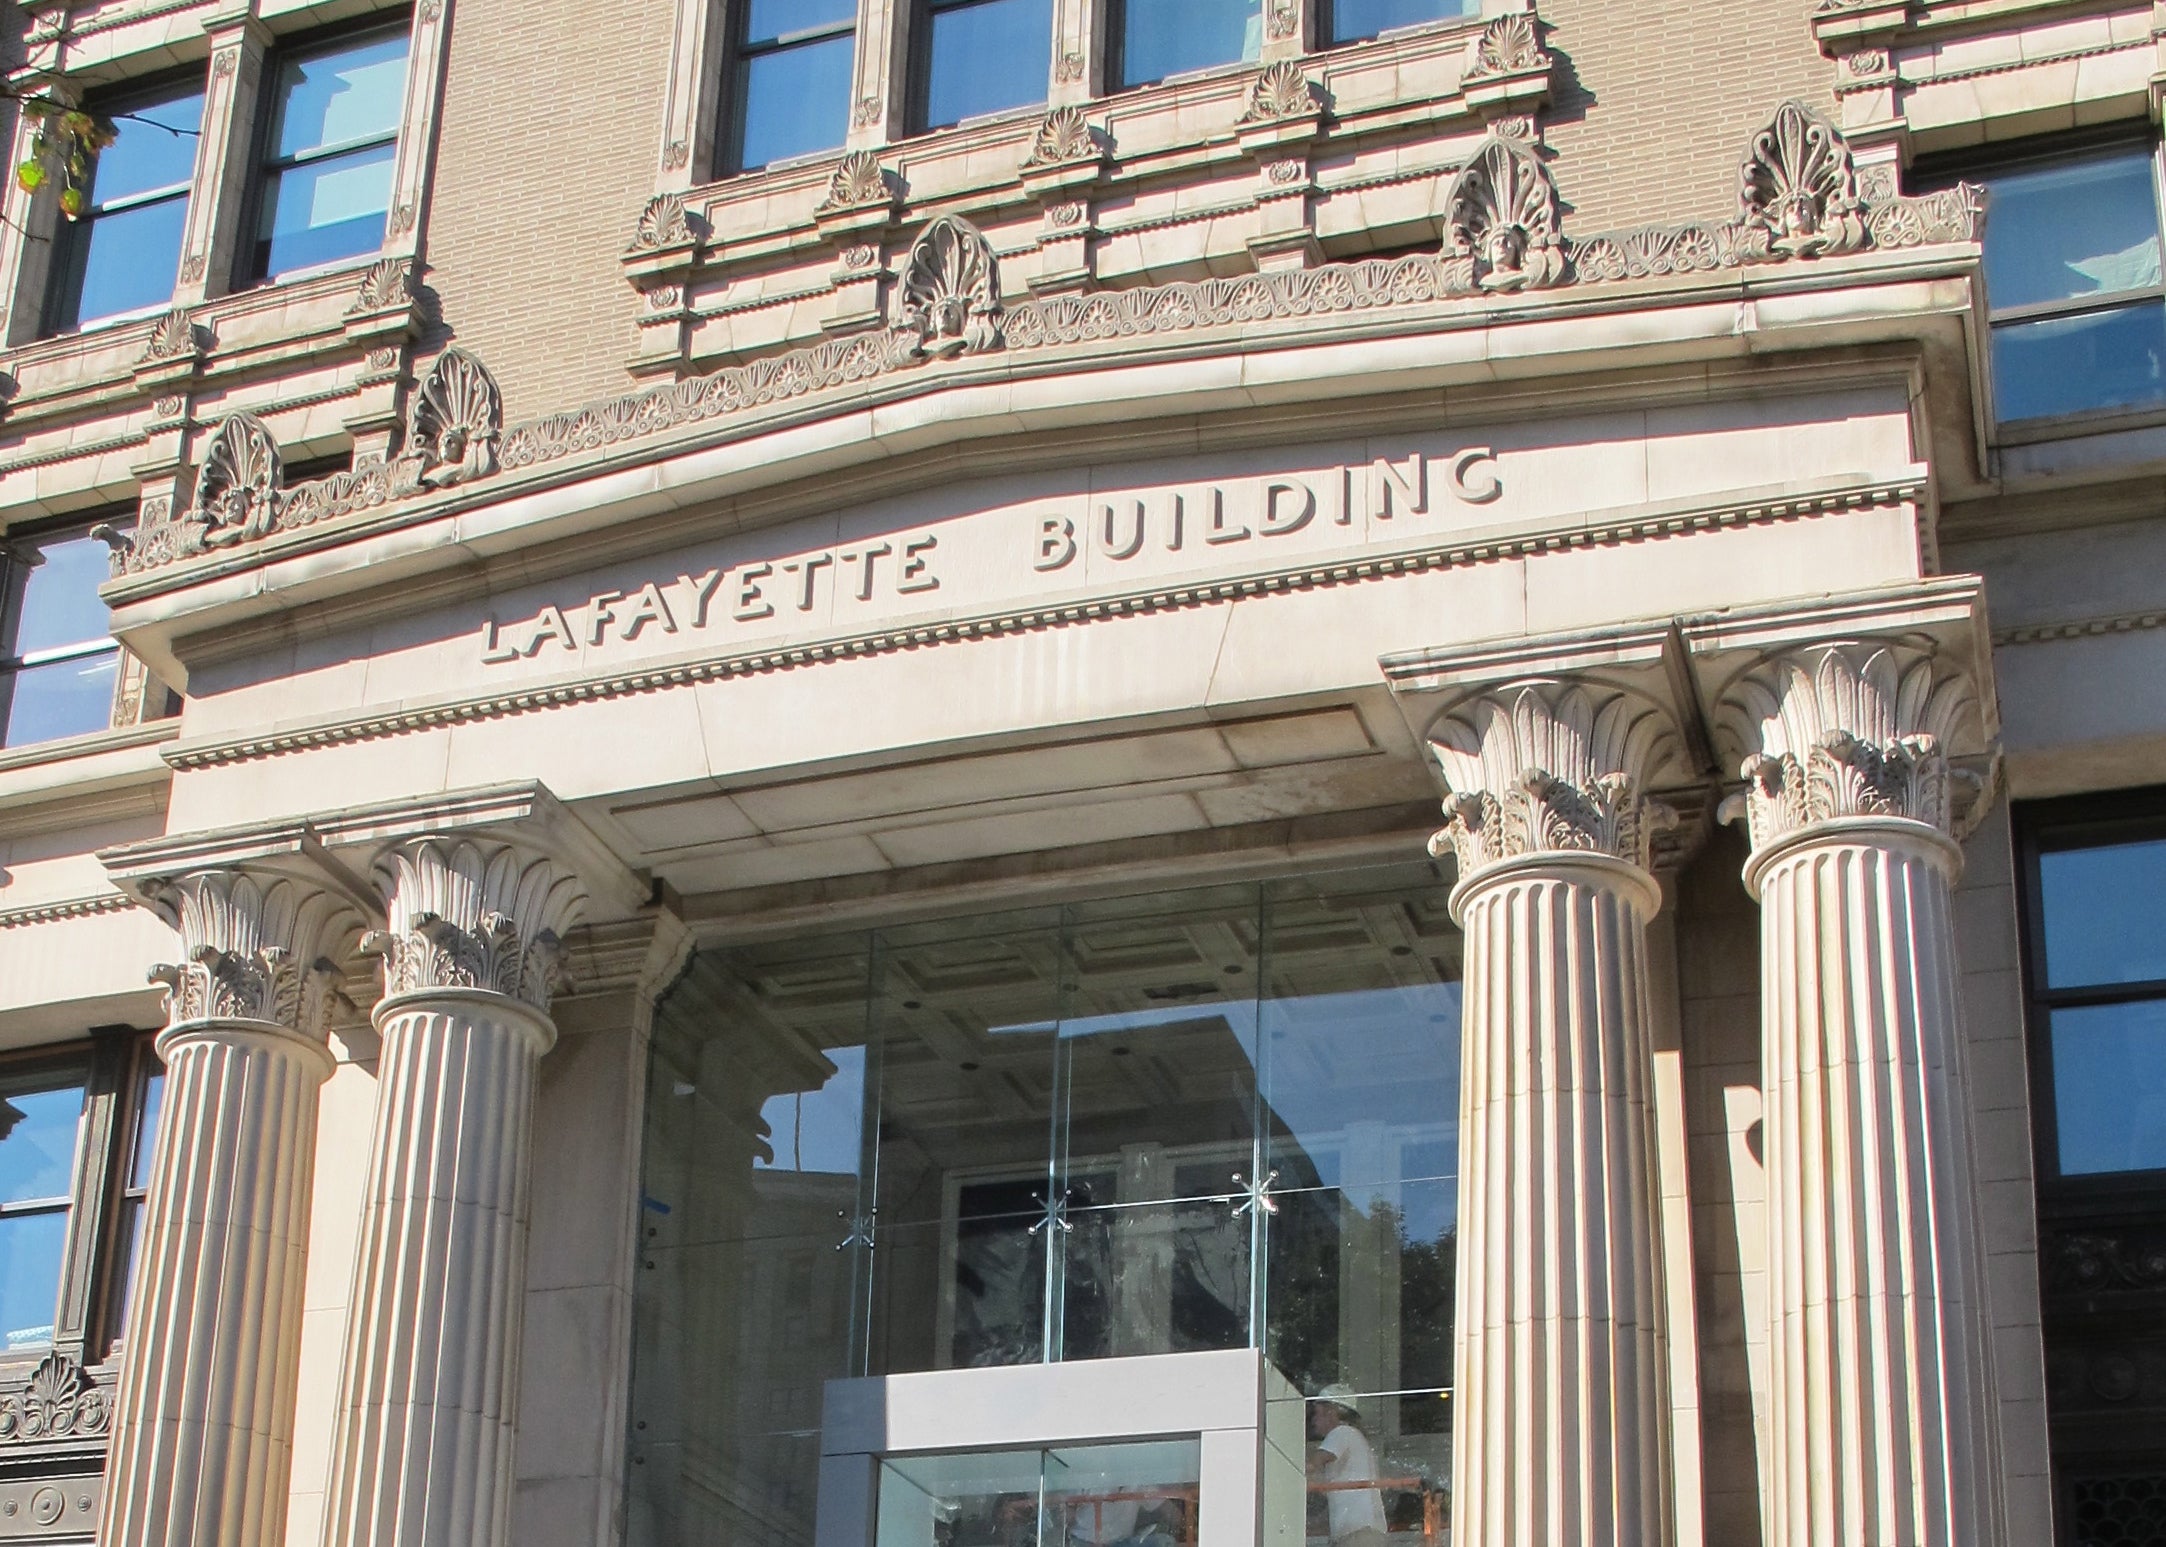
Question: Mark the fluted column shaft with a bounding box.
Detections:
[326,989,553,1547]
[92,862,359,1547]
[1751,821,1987,1547]
[1724,638,2000,1547]
[1421,678,1681,1547]
[1452,851,1673,1546]
[100,1020,332,1547]
[325,834,585,1547]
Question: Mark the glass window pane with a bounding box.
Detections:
[0,1212,70,1354]
[17,533,117,656]
[91,87,205,205]
[0,1077,85,1203]
[745,0,857,44]
[2040,839,2166,988]
[1267,1390,1450,1539]
[879,1448,1049,1547]
[1043,1440,1202,1547]
[2051,1000,2166,1175]
[257,141,396,278]
[1330,0,1475,43]
[1991,301,2166,423]
[922,0,1053,130]
[4,650,119,747]
[1118,0,1262,87]
[734,33,855,170]
[270,32,411,159]
[1984,150,2163,313]
[62,194,190,328]
[111,1196,145,1337]
[132,1069,164,1190]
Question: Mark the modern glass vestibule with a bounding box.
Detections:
[627,860,1464,1547]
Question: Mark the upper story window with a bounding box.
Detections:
[0,1037,162,1361]
[727,0,857,174]
[1111,0,1263,90]
[2021,802,2166,1179]
[912,0,1052,133]
[0,527,122,749]
[1323,0,1477,45]
[45,81,205,334]
[1979,140,2166,428]
[249,24,412,282]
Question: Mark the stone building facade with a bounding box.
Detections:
[0,0,2163,1544]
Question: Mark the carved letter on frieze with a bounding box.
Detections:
[1717,641,1987,860]
[365,838,587,1015]
[192,414,283,549]
[1737,100,1868,259]
[1424,681,1683,879]
[408,347,503,488]
[896,215,1003,359]
[1443,135,1567,293]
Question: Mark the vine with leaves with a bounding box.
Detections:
[13,94,117,220]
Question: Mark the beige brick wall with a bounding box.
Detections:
[1538,0,1839,235]
[420,0,675,420]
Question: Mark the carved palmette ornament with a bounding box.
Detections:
[135,306,199,366]
[631,192,693,251]
[1444,135,1567,292]
[1737,100,1868,259]
[192,413,283,548]
[1239,61,1321,123]
[347,256,415,314]
[817,151,894,213]
[1424,682,1681,876]
[896,215,1003,358]
[409,347,503,487]
[0,1354,110,1445]
[1465,13,1547,80]
[1023,106,1102,169]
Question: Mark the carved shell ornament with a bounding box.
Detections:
[1467,13,1547,79]
[193,413,283,547]
[348,256,414,313]
[136,306,199,364]
[0,1353,110,1444]
[410,348,503,488]
[1240,61,1321,123]
[817,151,893,212]
[1737,100,1867,259]
[1024,106,1101,169]
[1444,135,1567,292]
[896,215,1002,358]
[631,191,693,250]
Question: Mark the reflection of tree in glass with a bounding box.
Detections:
[1264,1197,1456,1401]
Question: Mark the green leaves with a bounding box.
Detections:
[10,96,115,218]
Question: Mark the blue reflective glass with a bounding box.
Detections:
[1992,301,2166,422]
[1329,0,1475,42]
[2052,1000,2166,1175]
[746,0,856,44]
[0,1080,84,1205]
[271,31,410,159]
[17,534,115,656]
[0,1213,69,1354]
[257,141,396,278]
[64,195,189,328]
[922,0,1053,129]
[92,87,204,205]
[4,652,118,746]
[734,33,855,170]
[131,1071,164,1190]
[2039,839,2166,988]
[1118,0,1261,87]
[1984,150,2162,313]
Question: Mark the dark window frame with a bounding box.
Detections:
[236,14,415,288]
[2015,785,2166,1203]
[905,0,1052,136]
[40,69,207,338]
[720,0,859,176]
[0,1029,162,1374]
[1919,126,2166,441]
[0,518,125,750]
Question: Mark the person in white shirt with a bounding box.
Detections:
[1307,1384,1390,1547]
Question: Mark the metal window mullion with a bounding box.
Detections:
[0,1196,73,1218]
[1989,284,2166,327]
[265,127,402,176]
[87,179,192,221]
[746,17,857,53]
[14,640,119,670]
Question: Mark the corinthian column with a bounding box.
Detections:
[1720,640,1999,1547]
[96,860,364,1547]
[1425,681,1678,1547]
[324,837,586,1547]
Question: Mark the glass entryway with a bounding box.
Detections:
[626,859,1463,1547]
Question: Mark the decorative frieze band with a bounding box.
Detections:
[0,1354,110,1448]
[1424,680,1683,878]
[101,101,1982,580]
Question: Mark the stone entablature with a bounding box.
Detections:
[92,100,1982,597]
